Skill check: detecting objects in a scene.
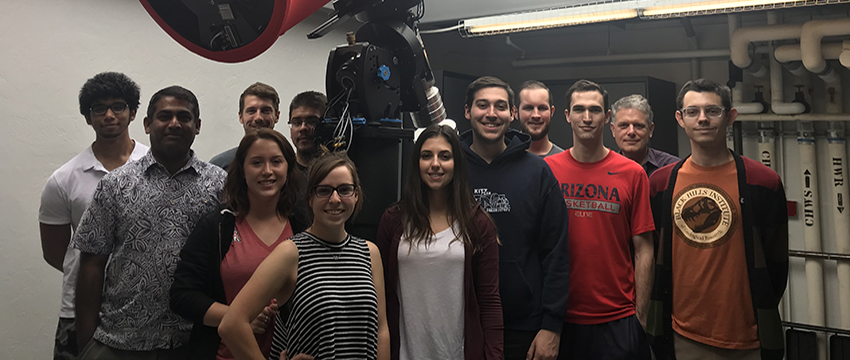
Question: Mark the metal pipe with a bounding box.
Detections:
[737,114,850,122]
[510,49,730,67]
[733,121,744,154]
[783,321,850,336]
[789,249,850,261]
[798,121,827,356]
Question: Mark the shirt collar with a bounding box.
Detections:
[141,149,201,176]
[644,148,663,168]
[618,147,652,166]
[79,145,106,173]
[82,140,148,173]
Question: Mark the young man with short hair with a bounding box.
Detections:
[545,79,654,360]
[39,72,149,360]
[647,79,788,360]
[287,91,327,171]
[73,86,226,359]
[461,76,570,360]
[210,82,281,169]
[517,80,563,157]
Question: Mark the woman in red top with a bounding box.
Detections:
[171,129,307,360]
[376,123,503,360]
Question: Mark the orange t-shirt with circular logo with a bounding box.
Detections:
[670,159,758,349]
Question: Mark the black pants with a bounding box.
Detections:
[559,315,651,360]
[504,329,540,360]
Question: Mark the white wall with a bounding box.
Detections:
[0,1,358,358]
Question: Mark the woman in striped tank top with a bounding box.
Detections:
[220,151,389,360]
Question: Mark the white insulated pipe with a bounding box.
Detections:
[730,23,801,76]
[827,122,850,330]
[841,41,850,69]
[798,122,827,355]
[775,42,845,64]
[801,18,850,74]
[770,50,806,114]
[732,83,765,114]
[727,15,765,116]
[767,12,806,115]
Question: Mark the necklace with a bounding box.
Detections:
[306,232,349,260]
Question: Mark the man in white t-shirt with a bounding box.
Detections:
[39,72,149,360]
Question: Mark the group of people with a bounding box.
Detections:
[39,71,788,360]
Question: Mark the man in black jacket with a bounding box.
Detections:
[460,76,570,360]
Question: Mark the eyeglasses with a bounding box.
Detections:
[314,184,356,198]
[288,116,321,128]
[91,102,129,116]
[679,106,725,120]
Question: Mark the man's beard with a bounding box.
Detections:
[522,122,549,141]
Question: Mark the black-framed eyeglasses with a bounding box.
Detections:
[679,106,725,120]
[314,184,356,198]
[91,102,129,116]
[288,116,321,128]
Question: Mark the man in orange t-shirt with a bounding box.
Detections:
[647,79,788,360]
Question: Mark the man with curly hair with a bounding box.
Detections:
[39,72,149,360]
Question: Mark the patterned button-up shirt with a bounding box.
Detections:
[73,150,226,351]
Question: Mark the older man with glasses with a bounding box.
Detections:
[39,72,149,360]
[647,79,788,360]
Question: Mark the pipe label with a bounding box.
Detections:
[804,169,815,226]
[835,157,846,214]
[761,151,771,168]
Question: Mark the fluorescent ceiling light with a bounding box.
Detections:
[640,0,848,18]
[455,0,846,37]
[459,1,639,37]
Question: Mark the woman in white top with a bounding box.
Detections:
[376,124,503,360]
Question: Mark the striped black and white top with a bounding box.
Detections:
[270,231,379,360]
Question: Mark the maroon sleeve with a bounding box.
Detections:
[630,168,655,236]
[473,209,504,360]
[375,207,401,360]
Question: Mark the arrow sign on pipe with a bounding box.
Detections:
[840,193,845,213]
[805,169,812,188]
